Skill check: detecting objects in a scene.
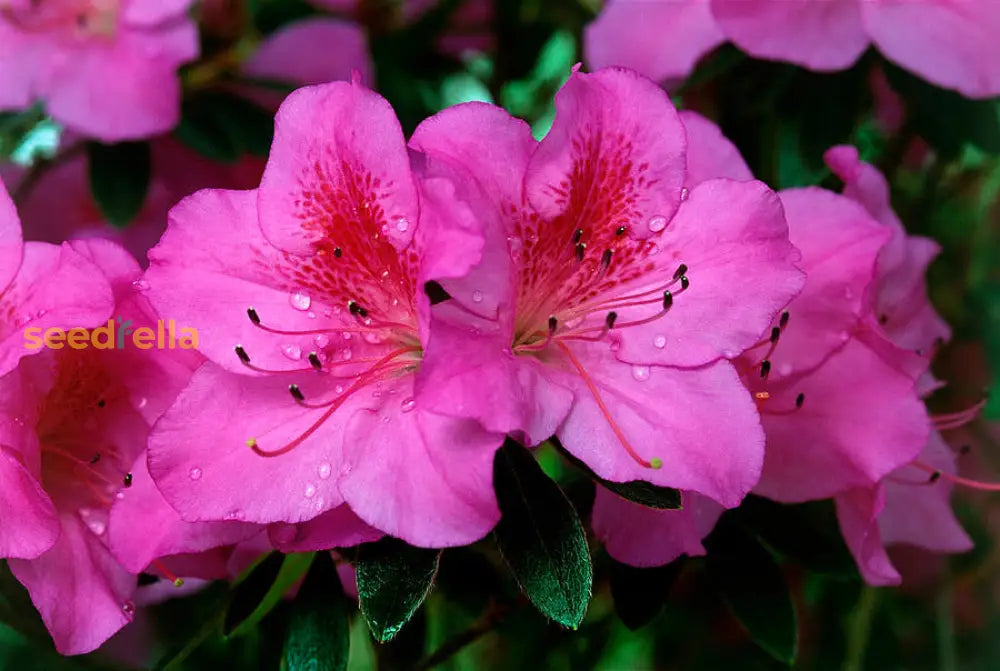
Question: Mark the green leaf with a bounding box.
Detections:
[706,523,798,664]
[87,141,151,227]
[609,558,684,631]
[555,441,681,510]
[356,537,441,643]
[225,552,314,637]
[283,553,351,671]
[493,438,592,628]
[175,91,274,163]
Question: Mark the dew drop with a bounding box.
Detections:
[395,217,410,232]
[289,291,311,311]
[341,348,353,361]
[224,509,245,521]
[317,462,332,480]
[314,499,324,511]
[647,216,668,233]
[363,332,383,344]
[307,311,316,319]
[680,187,690,201]
[122,601,136,617]
[401,397,416,413]
[281,343,302,361]
[334,385,344,394]
[131,279,150,292]
[304,483,316,499]
[136,396,148,410]
[471,290,484,304]
[314,334,330,349]
[653,334,667,349]
[189,467,203,481]
[631,365,651,381]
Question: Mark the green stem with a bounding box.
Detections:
[844,586,879,671]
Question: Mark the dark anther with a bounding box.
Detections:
[605,312,618,329]
[663,290,673,309]
[548,316,558,334]
[575,243,586,262]
[424,280,451,305]
[348,301,369,318]
[878,313,889,325]
[959,444,972,456]
[673,263,688,280]
[572,228,584,244]
[308,352,323,371]
[615,226,627,236]
[89,453,101,465]
[333,247,343,258]
[928,471,942,483]
[601,249,613,269]
[247,307,261,325]
[779,311,790,328]
[760,360,771,379]
[770,327,781,343]
[289,384,305,403]
[795,392,805,408]
[123,472,133,488]
[235,345,251,364]
[679,275,690,290]
[96,399,106,408]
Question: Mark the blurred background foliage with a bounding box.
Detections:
[2,0,1000,669]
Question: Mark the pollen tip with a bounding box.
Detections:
[172,578,185,588]
[605,311,618,329]
[575,242,586,262]
[795,392,805,408]
[234,345,250,364]
[247,307,260,325]
[673,263,687,280]
[548,316,558,334]
[571,228,584,244]
[123,472,133,488]
[333,247,342,258]
[289,384,305,402]
[779,311,790,328]
[770,326,781,343]
[615,226,627,236]
[679,275,690,290]
[929,470,942,483]
[662,290,673,309]
[601,248,613,268]
[760,360,771,378]
[246,437,258,448]
[308,352,323,370]
[649,457,663,470]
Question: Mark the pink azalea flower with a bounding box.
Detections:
[0,178,115,377]
[0,238,254,654]
[144,79,503,548]
[0,0,199,141]
[586,0,1000,98]
[410,68,803,508]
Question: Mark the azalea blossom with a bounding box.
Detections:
[144,78,503,548]
[411,67,803,508]
[586,0,1000,98]
[0,238,254,654]
[0,0,199,141]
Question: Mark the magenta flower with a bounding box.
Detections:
[0,0,199,141]
[586,0,1000,98]
[0,239,254,654]
[144,79,503,548]
[0,178,115,377]
[411,68,803,507]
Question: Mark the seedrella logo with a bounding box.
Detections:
[24,317,199,350]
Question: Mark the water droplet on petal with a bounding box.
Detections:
[631,365,651,381]
[132,279,150,292]
[189,467,202,481]
[318,462,332,480]
[653,334,666,349]
[680,187,690,201]
[363,332,383,344]
[281,343,302,361]
[307,311,316,319]
[341,348,353,361]
[647,216,667,233]
[314,334,330,349]
[396,217,410,232]
[401,398,416,413]
[289,291,311,311]
[224,509,244,521]
[314,499,324,511]
[122,601,136,617]
[304,483,316,498]
[334,385,344,394]
[471,290,484,304]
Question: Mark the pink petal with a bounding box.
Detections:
[614,179,804,368]
[768,187,889,375]
[108,454,257,574]
[43,22,198,141]
[756,330,929,502]
[526,67,686,233]
[679,110,753,187]
[0,24,44,111]
[834,486,901,586]
[245,18,372,90]
[257,80,418,256]
[269,504,383,552]
[862,0,1000,98]
[0,178,22,292]
[585,0,725,83]
[0,445,59,560]
[592,488,723,567]
[148,362,348,524]
[339,378,503,547]
[554,342,764,508]
[9,515,136,655]
[0,242,115,377]
[122,0,196,26]
[710,0,869,71]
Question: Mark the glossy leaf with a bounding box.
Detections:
[356,537,441,643]
[87,141,151,227]
[283,553,350,671]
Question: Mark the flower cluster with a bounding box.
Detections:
[0,63,986,655]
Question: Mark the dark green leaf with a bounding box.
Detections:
[174,92,274,163]
[493,438,592,628]
[555,441,681,509]
[223,551,306,636]
[609,557,683,631]
[706,524,798,664]
[356,537,441,643]
[87,141,151,227]
[283,553,350,671]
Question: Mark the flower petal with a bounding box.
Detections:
[268,504,383,553]
[0,445,58,560]
[679,110,753,188]
[835,485,901,586]
[0,179,22,293]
